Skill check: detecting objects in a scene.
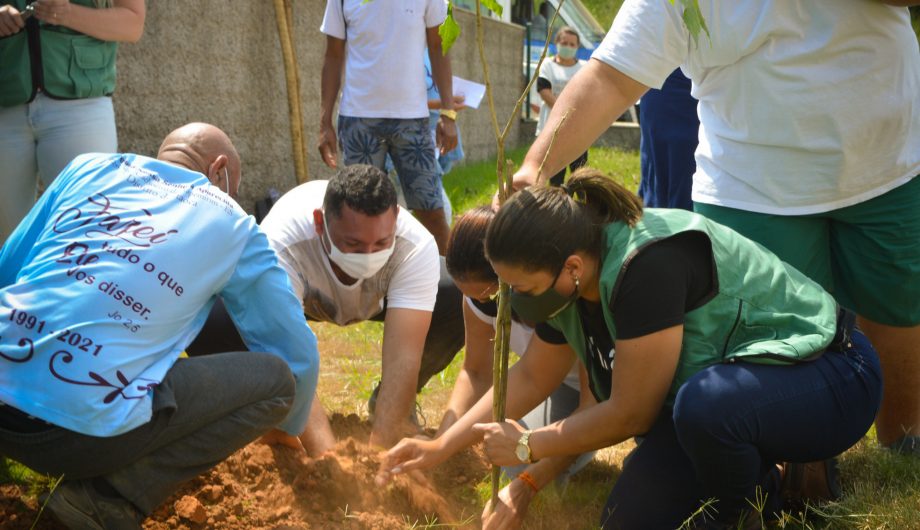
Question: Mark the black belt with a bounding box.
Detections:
[0,402,54,434]
[829,307,856,351]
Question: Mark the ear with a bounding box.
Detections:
[207,154,229,184]
[313,209,325,234]
[563,254,584,278]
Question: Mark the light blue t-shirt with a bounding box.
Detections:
[0,154,318,437]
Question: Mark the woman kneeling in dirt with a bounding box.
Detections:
[437,206,597,526]
[380,169,882,529]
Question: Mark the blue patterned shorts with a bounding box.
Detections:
[338,115,443,211]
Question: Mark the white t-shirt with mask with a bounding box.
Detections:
[321,0,448,119]
[260,180,439,325]
[593,0,920,215]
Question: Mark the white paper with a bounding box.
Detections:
[451,76,486,110]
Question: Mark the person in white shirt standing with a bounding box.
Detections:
[318,0,458,255]
[512,0,920,458]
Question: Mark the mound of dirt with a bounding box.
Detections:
[0,414,489,530]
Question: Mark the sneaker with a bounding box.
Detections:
[888,435,920,457]
[40,479,143,530]
[779,458,842,511]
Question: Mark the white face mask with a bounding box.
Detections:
[322,212,395,280]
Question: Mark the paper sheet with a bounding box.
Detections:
[451,76,486,109]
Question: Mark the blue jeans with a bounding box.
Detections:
[601,326,882,529]
[0,94,117,243]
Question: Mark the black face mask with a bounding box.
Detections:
[509,266,580,323]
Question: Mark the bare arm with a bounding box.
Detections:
[370,307,432,449]
[379,335,575,478]
[33,0,145,42]
[426,26,458,155]
[318,35,346,169]
[517,60,649,187]
[523,326,682,460]
[436,301,498,436]
[538,87,557,108]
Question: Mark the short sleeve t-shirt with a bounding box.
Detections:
[321,0,448,119]
[260,180,440,325]
[592,0,920,215]
[535,58,586,135]
[0,154,318,437]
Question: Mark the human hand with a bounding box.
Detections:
[259,429,307,453]
[33,0,71,26]
[375,436,447,486]
[452,95,468,111]
[471,420,527,466]
[436,116,458,156]
[0,5,25,36]
[491,163,539,209]
[317,123,338,169]
[481,478,535,530]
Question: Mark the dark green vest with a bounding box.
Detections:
[0,0,117,107]
[546,208,838,403]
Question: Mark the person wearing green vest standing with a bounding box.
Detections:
[0,0,145,244]
[380,170,882,529]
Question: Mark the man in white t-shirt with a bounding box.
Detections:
[512,0,920,459]
[318,0,458,255]
[190,165,464,453]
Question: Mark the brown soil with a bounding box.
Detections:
[0,413,489,529]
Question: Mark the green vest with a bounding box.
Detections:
[0,0,117,107]
[547,208,838,403]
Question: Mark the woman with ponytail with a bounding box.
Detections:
[382,169,882,529]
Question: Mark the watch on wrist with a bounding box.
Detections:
[439,108,458,121]
[514,429,535,464]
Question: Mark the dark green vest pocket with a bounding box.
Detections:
[41,31,116,99]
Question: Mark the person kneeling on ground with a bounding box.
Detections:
[189,164,464,454]
[443,206,597,529]
[381,170,882,529]
[0,123,319,530]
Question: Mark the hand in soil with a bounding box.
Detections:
[259,429,306,453]
[472,420,526,466]
[482,478,535,530]
[375,436,445,485]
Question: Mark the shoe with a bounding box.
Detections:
[888,435,920,457]
[779,458,842,511]
[40,479,142,530]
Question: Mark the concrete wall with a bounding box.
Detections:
[114,2,525,212]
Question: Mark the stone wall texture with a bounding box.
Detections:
[114,2,525,212]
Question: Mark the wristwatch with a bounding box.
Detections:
[439,108,458,121]
[515,430,535,463]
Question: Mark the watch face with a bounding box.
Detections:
[515,443,529,463]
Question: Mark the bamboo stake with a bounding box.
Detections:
[472,0,568,508]
[273,0,309,184]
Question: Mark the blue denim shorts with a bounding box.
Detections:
[338,115,443,211]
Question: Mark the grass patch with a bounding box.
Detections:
[443,145,641,215]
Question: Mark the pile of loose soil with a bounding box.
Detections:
[0,413,489,529]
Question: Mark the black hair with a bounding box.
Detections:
[485,168,643,273]
[446,206,496,283]
[323,164,397,218]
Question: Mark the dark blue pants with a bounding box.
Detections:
[638,68,699,210]
[601,328,882,529]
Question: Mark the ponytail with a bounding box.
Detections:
[485,168,643,272]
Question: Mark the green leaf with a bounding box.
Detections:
[440,5,462,54]
[669,0,710,47]
[480,0,503,17]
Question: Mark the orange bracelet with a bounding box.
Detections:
[517,471,539,493]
